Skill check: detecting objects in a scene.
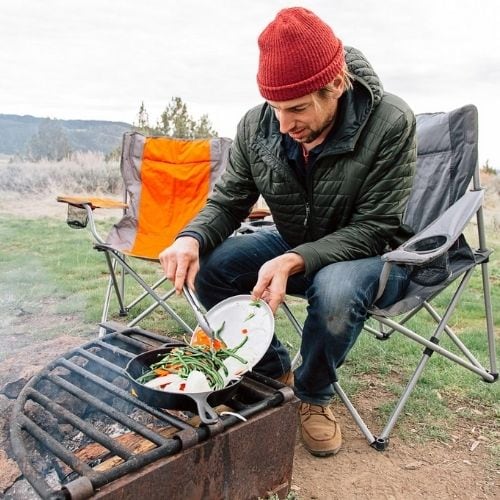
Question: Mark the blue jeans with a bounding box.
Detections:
[195,229,410,405]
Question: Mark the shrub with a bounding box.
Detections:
[0,152,122,195]
[481,159,497,176]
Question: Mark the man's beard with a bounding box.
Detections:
[299,128,323,144]
[292,113,336,144]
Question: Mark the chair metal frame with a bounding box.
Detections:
[88,206,192,337]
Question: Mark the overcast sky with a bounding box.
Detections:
[1,0,499,167]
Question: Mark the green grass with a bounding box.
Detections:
[0,216,196,335]
[1,214,499,450]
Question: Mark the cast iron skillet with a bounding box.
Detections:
[125,343,241,425]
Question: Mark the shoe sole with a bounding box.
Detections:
[305,446,341,458]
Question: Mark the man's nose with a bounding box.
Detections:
[277,111,295,134]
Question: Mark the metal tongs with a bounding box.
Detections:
[183,286,217,352]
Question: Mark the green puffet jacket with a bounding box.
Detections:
[180,47,417,277]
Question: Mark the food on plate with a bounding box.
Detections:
[191,328,226,350]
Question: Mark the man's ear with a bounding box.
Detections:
[330,76,344,98]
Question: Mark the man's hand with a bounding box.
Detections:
[159,236,200,294]
[252,253,305,313]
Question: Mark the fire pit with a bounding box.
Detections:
[9,324,299,499]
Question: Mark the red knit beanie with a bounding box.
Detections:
[257,7,345,101]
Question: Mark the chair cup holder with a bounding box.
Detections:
[407,235,452,286]
[405,234,449,254]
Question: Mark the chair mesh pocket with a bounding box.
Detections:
[408,236,451,286]
[66,205,88,229]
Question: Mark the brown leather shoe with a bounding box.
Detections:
[299,403,342,457]
[275,370,294,387]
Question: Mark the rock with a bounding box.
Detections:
[0,449,22,494]
[0,336,85,400]
[403,461,425,470]
[470,440,480,452]
[0,368,38,399]
[3,477,40,500]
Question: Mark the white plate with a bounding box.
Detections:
[190,295,274,373]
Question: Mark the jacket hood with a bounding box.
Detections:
[345,46,383,106]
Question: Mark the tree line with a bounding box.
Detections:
[134,97,217,139]
[23,97,218,162]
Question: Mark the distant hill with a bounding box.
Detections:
[0,114,132,155]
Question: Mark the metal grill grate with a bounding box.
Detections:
[10,325,295,500]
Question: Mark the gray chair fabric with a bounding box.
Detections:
[373,104,482,310]
[404,105,478,232]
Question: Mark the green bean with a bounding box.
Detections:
[135,338,250,390]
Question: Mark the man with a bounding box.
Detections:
[159,7,416,457]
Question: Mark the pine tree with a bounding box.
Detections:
[133,101,154,135]
[193,114,218,138]
[155,97,217,138]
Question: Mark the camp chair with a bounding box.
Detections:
[58,132,232,337]
[280,104,498,449]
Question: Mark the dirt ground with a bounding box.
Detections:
[0,192,498,499]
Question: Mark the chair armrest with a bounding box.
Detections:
[57,195,128,244]
[57,195,128,210]
[382,190,483,266]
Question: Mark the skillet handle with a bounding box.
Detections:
[189,393,220,425]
